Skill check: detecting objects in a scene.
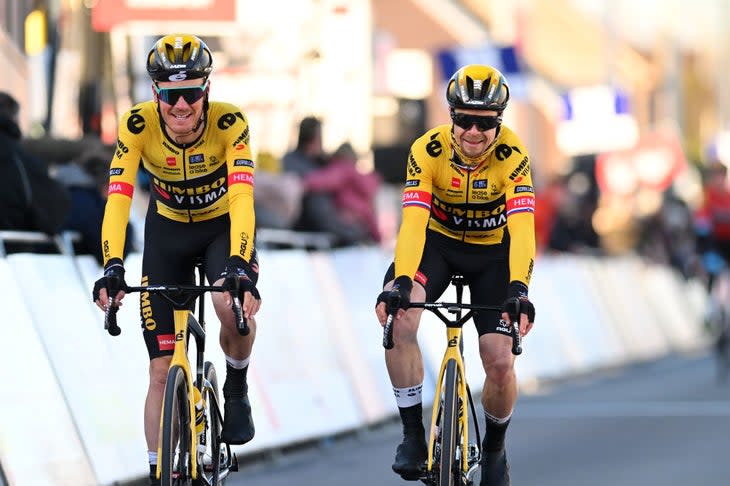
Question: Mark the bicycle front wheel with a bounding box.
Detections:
[439,359,461,486]
[199,361,225,485]
[160,365,192,486]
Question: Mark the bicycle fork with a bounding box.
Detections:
[427,326,473,478]
[156,308,200,481]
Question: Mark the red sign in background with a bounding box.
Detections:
[595,130,686,195]
[92,0,236,32]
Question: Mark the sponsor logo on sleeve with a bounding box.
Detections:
[514,185,533,193]
[109,168,124,176]
[508,156,529,181]
[402,190,432,210]
[108,181,134,198]
[506,194,535,216]
[115,139,129,159]
[229,172,254,186]
[405,179,420,187]
[234,159,255,168]
[407,153,422,177]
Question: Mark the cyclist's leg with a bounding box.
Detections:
[141,213,198,483]
[383,230,451,479]
[205,228,258,445]
[466,257,512,486]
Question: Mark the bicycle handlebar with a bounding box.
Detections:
[382,301,523,355]
[104,283,249,337]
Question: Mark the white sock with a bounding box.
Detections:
[393,384,423,408]
[225,355,250,370]
[148,450,157,465]
[484,410,512,425]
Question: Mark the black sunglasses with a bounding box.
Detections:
[451,112,501,131]
[154,80,209,105]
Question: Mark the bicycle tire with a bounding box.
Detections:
[439,359,460,486]
[200,361,225,485]
[160,365,192,486]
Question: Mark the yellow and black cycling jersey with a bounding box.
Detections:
[394,123,535,288]
[101,100,256,266]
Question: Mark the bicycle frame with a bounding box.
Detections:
[157,305,201,480]
[104,265,248,484]
[427,323,470,475]
[382,274,522,485]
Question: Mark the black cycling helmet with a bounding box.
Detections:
[146,34,213,82]
[446,64,510,112]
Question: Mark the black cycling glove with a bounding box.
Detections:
[222,255,260,300]
[502,281,535,323]
[377,275,413,313]
[92,258,128,302]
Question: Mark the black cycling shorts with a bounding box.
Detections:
[383,229,509,337]
[140,210,258,359]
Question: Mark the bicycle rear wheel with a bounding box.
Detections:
[160,365,192,486]
[439,359,461,486]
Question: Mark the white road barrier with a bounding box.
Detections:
[0,247,709,485]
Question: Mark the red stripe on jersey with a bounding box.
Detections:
[402,190,432,209]
[107,181,134,198]
[506,195,535,214]
[229,172,254,186]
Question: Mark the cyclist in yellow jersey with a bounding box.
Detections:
[375,65,536,486]
[91,34,261,486]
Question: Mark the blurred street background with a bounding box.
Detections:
[3,0,730,260]
[3,1,730,485]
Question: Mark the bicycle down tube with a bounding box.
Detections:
[381,284,523,485]
[103,281,247,484]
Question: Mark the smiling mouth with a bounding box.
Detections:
[171,113,192,120]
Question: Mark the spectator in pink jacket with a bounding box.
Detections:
[304,142,382,243]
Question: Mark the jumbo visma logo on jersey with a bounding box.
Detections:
[151,165,228,209]
[430,194,507,232]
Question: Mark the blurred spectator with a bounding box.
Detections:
[694,161,730,288]
[282,117,373,246]
[0,91,71,235]
[534,174,567,253]
[303,142,381,242]
[56,148,136,264]
[547,193,600,254]
[637,189,697,278]
[282,116,327,176]
[254,151,303,229]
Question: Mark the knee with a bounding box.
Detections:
[482,355,515,387]
[149,357,172,387]
[393,309,421,344]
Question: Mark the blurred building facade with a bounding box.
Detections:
[4,0,730,254]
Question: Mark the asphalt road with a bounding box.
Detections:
[227,350,730,486]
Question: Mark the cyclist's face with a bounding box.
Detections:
[452,108,499,158]
[153,79,208,136]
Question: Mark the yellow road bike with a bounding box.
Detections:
[104,262,248,485]
[383,274,522,486]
